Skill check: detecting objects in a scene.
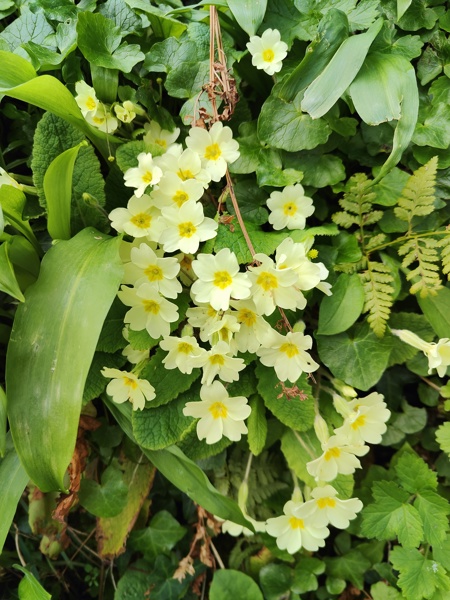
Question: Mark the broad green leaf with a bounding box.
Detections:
[292,558,325,594]
[227,0,267,36]
[263,0,309,44]
[256,363,314,431]
[129,511,186,560]
[0,435,29,554]
[324,549,371,590]
[373,167,411,206]
[6,228,123,492]
[124,0,187,38]
[394,451,438,493]
[436,422,450,455]
[0,241,25,302]
[433,535,450,571]
[288,153,346,188]
[0,386,5,457]
[361,481,423,548]
[414,490,450,547]
[15,565,51,600]
[281,428,321,487]
[316,323,394,391]
[6,236,40,293]
[370,581,402,600]
[279,9,349,102]
[247,395,268,456]
[210,570,263,600]
[258,94,331,152]
[397,0,413,21]
[90,64,118,104]
[214,219,287,264]
[0,11,53,52]
[106,399,252,528]
[79,464,129,517]
[177,427,232,461]
[44,141,87,240]
[390,547,450,600]
[301,19,383,118]
[317,273,365,335]
[77,12,144,73]
[0,185,40,254]
[143,37,198,74]
[99,0,142,36]
[392,401,427,435]
[418,286,450,338]
[259,563,293,600]
[83,351,126,405]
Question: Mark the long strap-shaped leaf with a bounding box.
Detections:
[227,0,267,36]
[6,228,123,492]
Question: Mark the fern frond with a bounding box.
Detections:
[398,236,442,296]
[332,173,382,230]
[359,261,394,337]
[334,257,367,274]
[365,233,388,251]
[394,156,438,228]
[332,212,361,229]
[437,234,450,277]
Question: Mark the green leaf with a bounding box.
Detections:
[259,563,293,600]
[316,323,394,391]
[247,395,268,456]
[0,11,53,52]
[414,489,450,547]
[395,451,438,493]
[0,186,40,254]
[417,286,450,338]
[83,352,126,405]
[263,0,309,44]
[390,547,450,600]
[433,534,450,571]
[79,464,129,518]
[370,581,402,600]
[292,558,325,594]
[392,401,427,435]
[124,0,187,38]
[373,167,410,207]
[177,427,232,461]
[388,312,435,366]
[0,386,5,457]
[77,12,144,73]
[0,435,29,554]
[0,242,25,302]
[258,94,331,152]
[44,141,88,240]
[398,0,413,20]
[140,348,201,408]
[6,228,123,492]
[143,37,198,74]
[361,481,424,548]
[317,273,365,335]
[129,511,186,560]
[436,423,450,455]
[324,549,371,590]
[290,153,346,188]
[301,18,383,119]
[99,0,142,36]
[281,428,320,488]
[210,570,263,600]
[256,363,314,431]
[15,565,51,600]
[132,387,196,450]
[227,0,267,36]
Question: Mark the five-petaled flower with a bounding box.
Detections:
[101,367,155,411]
[124,152,163,198]
[246,29,288,76]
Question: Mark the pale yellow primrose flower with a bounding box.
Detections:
[333,392,391,445]
[101,368,155,411]
[118,284,179,339]
[190,248,252,311]
[265,499,329,554]
[391,328,450,377]
[160,335,206,374]
[185,122,240,182]
[306,434,369,482]
[143,121,180,151]
[202,313,241,355]
[194,340,245,386]
[108,195,163,240]
[275,238,330,292]
[85,103,118,133]
[114,101,136,123]
[123,242,181,299]
[156,147,211,188]
[150,171,205,209]
[267,184,315,230]
[307,485,363,529]
[74,81,99,116]
[257,330,319,383]
[159,200,218,254]
[124,152,163,198]
[246,28,288,76]
[183,380,251,444]
[231,299,274,353]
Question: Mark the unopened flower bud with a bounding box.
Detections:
[314,414,330,445]
[332,393,354,419]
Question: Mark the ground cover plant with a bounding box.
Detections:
[1,0,450,598]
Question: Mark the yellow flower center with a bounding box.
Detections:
[93,116,105,125]
[351,414,366,430]
[173,190,189,207]
[142,171,154,184]
[208,306,219,318]
[155,138,167,148]
[213,271,233,289]
[256,272,278,291]
[308,249,318,259]
[289,517,304,530]
[317,497,336,509]
[143,300,160,314]
[324,447,341,461]
[123,376,138,390]
[177,168,195,181]
[144,265,163,282]
[131,213,151,229]
[86,96,96,110]
[209,401,228,419]
[238,309,257,327]
[283,202,298,216]
[279,342,299,358]
[262,48,275,63]
[204,143,222,161]
[178,222,197,238]
[178,342,194,354]
[209,354,225,366]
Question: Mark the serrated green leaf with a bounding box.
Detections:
[247,395,268,456]
[414,489,450,547]
[177,427,232,461]
[79,465,129,518]
[227,0,267,36]
[317,273,365,335]
[143,37,198,74]
[15,565,51,600]
[390,547,450,600]
[436,422,450,455]
[129,510,186,560]
[433,534,450,571]
[395,451,438,493]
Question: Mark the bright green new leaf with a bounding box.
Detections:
[418,286,450,338]
[0,242,25,302]
[394,451,438,493]
[210,570,263,600]
[247,395,268,456]
[0,386,5,457]
[370,581,402,600]
[77,12,144,72]
[44,141,88,240]
[78,465,129,518]
[6,228,123,492]
[6,236,40,293]
[0,435,29,554]
[0,185,40,255]
[256,364,314,431]
[317,273,365,335]
[301,18,383,118]
[15,565,51,600]
[227,0,267,36]
[437,422,450,455]
[414,489,450,547]
[390,547,450,600]
[129,510,186,560]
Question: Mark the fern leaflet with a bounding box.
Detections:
[359,261,394,337]
[398,237,442,296]
[394,156,438,230]
[437,234,450,278]
[332,173,383,230]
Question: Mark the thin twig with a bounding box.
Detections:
[209,540,225,569]
[420,375,442,392]
[14,525,27,567]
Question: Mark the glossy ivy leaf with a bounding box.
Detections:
[259,563,293,600]
[227,0,267,36]
[417,285,450,338]
[79,464,129,518]
[0,241,25,302]
[286,152,346,188]
[129,511,186,561]
[390,547,450,600]
[247,395,268,456]
[210,570,263,600]
[77,12,144,72]
[317,273,365,335]
[324,549,371,590]
[256,363,315,431]
[316,323,394,391]
[6,228,123,492]
[291,558,325,594]
[373,167,410,207]
[14,565,51,600]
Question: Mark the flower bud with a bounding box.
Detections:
[314,413,330,445]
